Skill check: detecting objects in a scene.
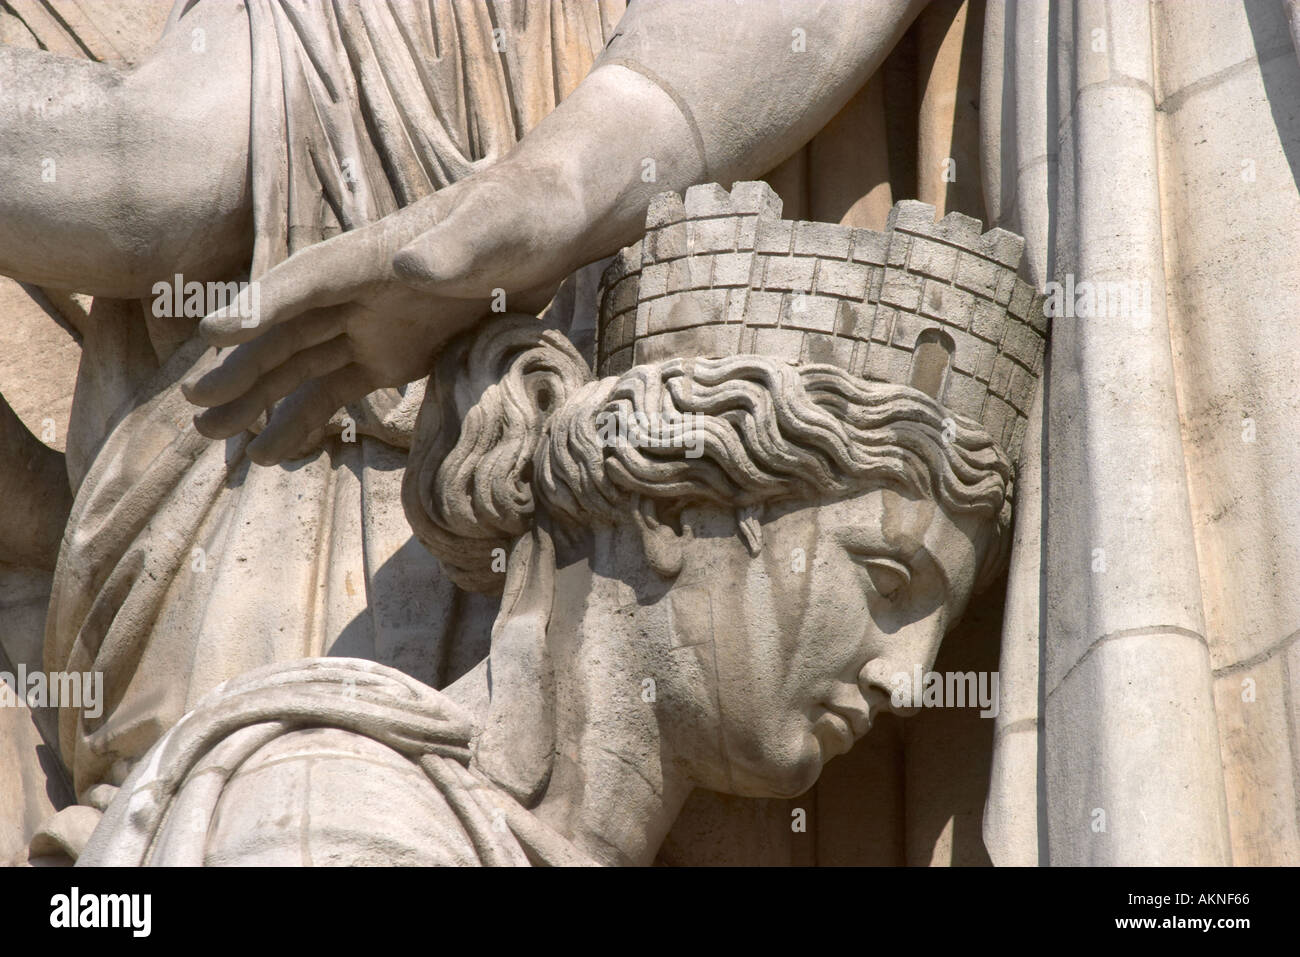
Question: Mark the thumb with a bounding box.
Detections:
[392,217,483,297]
[393,167,576,298]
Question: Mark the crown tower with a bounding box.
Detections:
[596,181,1048,464]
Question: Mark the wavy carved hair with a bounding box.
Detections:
[402,315,1014,594]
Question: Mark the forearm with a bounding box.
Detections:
[527,0,929,265]
[399,0,929,296]
[587,0,931,198]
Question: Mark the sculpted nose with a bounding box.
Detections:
[859,657,920,717]
[858,618,948,717]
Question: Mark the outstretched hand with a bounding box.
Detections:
[182,163,580,465]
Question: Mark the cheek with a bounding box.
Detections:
[704,555,872,795]
[752,516,867,670]
[797,550,878,671]
[691,573,812,786]
[713,525,877,710]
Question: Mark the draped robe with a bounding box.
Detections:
[28,0,1300,867]
[44,0,624,806]
[77,658,592,866]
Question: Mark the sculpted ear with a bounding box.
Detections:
[631,496,685,578]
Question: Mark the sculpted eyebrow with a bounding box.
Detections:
[833,526,915,563]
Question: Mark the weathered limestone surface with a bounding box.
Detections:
[0,0,1297,866]
[0,0,170,866]
[83,211,1036,862]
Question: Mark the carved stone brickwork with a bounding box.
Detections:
[597,182,1047,462]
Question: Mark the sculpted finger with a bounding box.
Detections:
[245,363,374,466]
[182,308,344,407]
[200,231,385,346]
[193,337,353,440]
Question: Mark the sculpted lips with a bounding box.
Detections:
[826,702,871,738]
[815,695,873,759]
[814,710,855,759]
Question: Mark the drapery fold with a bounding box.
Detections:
[45,0,622,802]
[79,657,591,866]
[29,0,1300,866]
[984,0,1300,865]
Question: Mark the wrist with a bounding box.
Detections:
[506,64,707,271]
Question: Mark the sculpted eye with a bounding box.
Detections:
[850,554,912,600]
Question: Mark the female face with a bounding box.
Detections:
[661,485,991,798]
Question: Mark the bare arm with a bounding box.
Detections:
[393,0,932,293]
[0,1,253,298]
[189,0,932,462]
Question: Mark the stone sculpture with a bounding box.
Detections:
[2,0,627,863]
[1,0,1298,867]
[79,183,1044,865]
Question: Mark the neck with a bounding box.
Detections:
[530,559,694,866]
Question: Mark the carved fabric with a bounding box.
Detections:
[45,0,621,799]
[982,0,1300,866]
[78,658,590,866]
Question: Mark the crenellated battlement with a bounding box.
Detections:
[597,181,1047,463]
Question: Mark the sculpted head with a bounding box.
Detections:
[404,316,1013,807]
